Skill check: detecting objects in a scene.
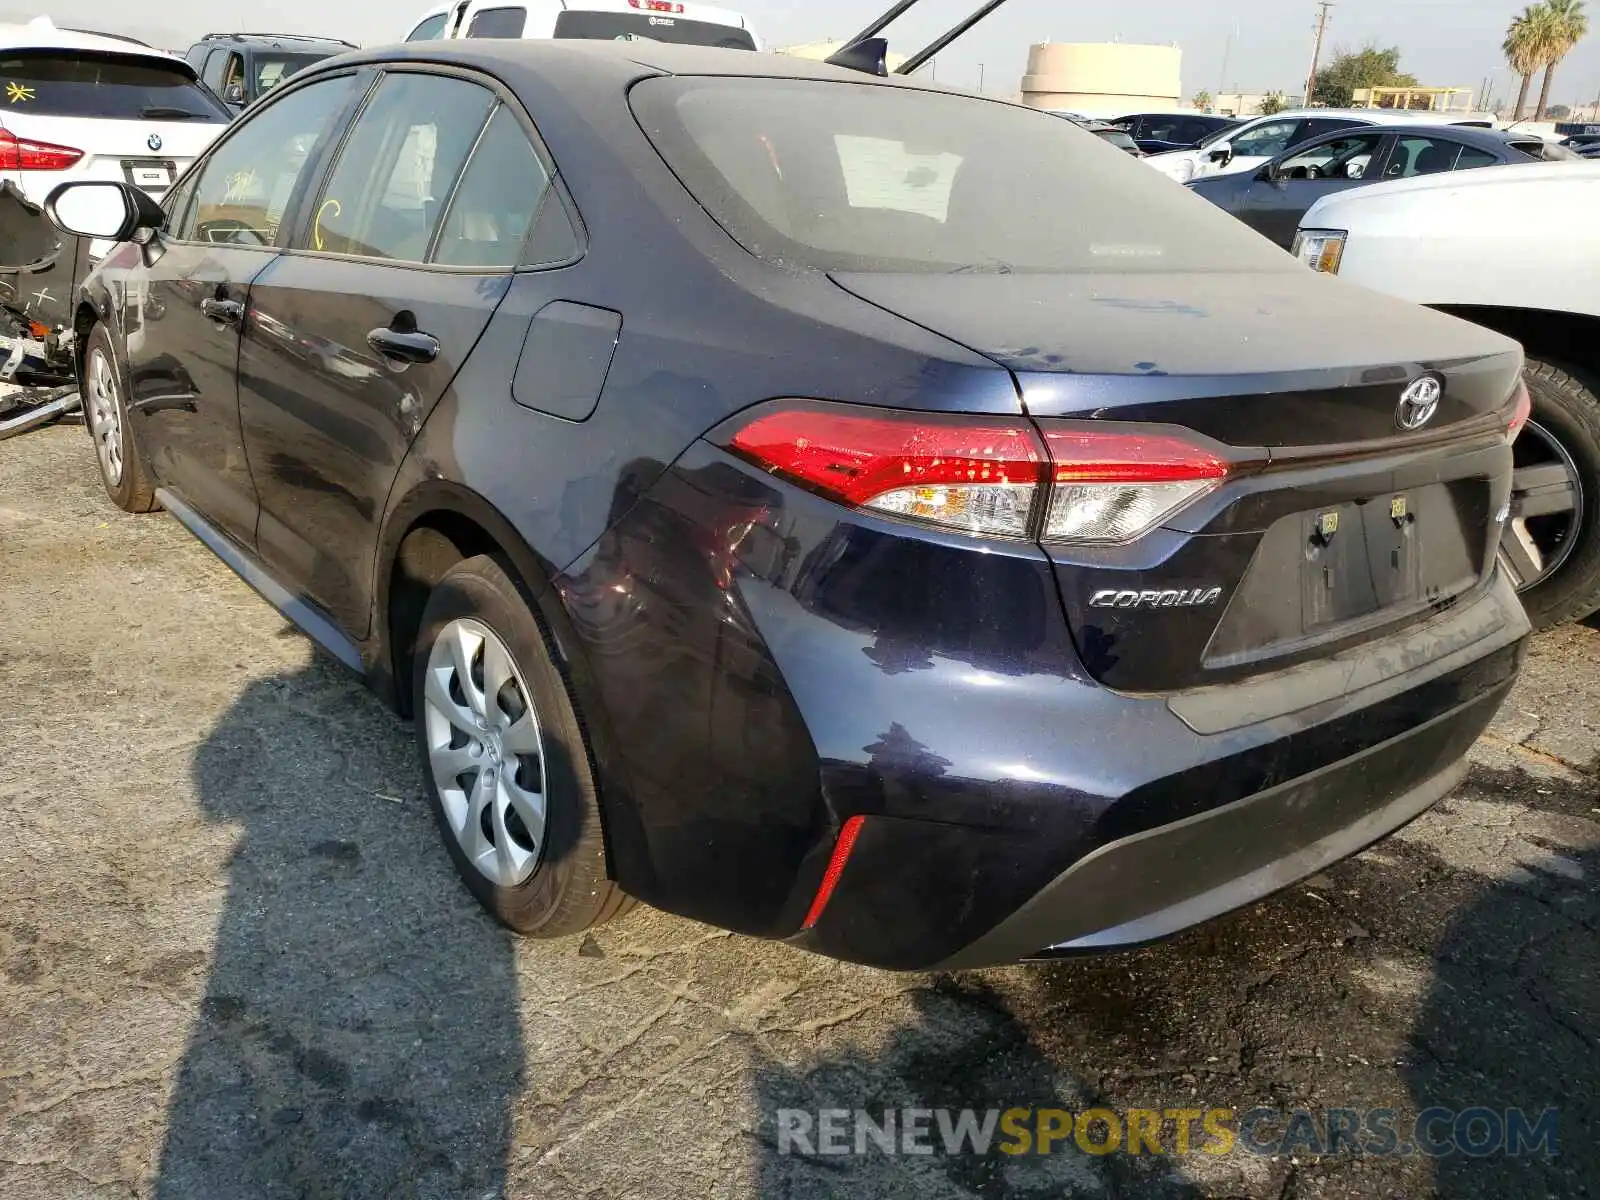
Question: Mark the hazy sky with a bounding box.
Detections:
[15,0,1600,109]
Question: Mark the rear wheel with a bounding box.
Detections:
[412,554,633,936]
[82,324,158,513]
[1500,357,1600,629]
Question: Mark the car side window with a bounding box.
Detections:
[304,72,495,262]
[1277,132,1384,180]
[202,48,229,93]
[467,7,528,37]
[1386,136,1489,178]
[177,75,361,245]
[1302,118,1359,141]
[161,170,200,238]
[1231,120,1302,157]
[408,13,450,40]
[433,106,552,267]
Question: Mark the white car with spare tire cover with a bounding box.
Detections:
[1296,161,1600,628]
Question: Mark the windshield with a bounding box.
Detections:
[0,51,229,120]
[554,11,755,48]
[252,52,328,97]
[632,78,1297,275]
[1198,120,1245,148]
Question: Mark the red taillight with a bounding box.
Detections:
[802,815,865,930]
[721,401,1229,544]
[0,128,84,171]
[628,0,685,10]
[1508,380,1532,442]
[727,403,1046,538]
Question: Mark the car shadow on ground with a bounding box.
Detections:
[153,657,522,1200]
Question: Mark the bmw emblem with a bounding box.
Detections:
[147,133,163,152]
[1396,375,1443,431]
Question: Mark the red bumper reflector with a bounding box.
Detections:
[1508,381,1532,442]
[802,815,866,930]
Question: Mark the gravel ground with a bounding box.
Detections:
[2,424,1597,1199]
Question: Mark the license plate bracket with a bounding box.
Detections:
[1301,495,1422,630]
[121,159,176,191]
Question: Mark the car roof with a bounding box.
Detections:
[192,32,357,52]
[1310,123,1530,151]
[320,36,971,92]
[0,17,190,64]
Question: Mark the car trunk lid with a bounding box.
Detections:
[832,268,1525,692]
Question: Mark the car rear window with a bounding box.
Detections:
[0,52,229,121]
[553,12,755,49]
[632,78,1297,275]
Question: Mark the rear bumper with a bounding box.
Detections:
[788,569,1526,970]
[936,683,1496,969]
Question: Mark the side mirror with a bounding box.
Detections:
[224,82,246,106]
[1257,162,1281,182]
[44,181,165,242]
[1208,141,1233,165]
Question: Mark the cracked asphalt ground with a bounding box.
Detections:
[2,425,1597,1200]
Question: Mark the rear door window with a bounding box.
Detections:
[0,52,230,121]
[1385,136,1495,178]
[303,72,495,262]
[631,77,1295,275]
[433,106,555,267]
[467,7,527,37]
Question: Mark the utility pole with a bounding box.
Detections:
[1304,1,1333,107]
[1217,20,1237,105]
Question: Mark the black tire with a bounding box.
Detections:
[412,554,633,937]
[1515,357,1600,629]
[82,323,158,513]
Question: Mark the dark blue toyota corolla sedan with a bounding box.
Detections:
[46,40,1532,969]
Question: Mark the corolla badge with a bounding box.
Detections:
[147,133,163,152]
[1396,375,1443,430]
[1089,587,1224,610]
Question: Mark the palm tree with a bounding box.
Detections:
[1535,0,1589,118]
[1504,4,1550,121]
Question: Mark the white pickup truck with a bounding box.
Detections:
[1297,161,1600,628]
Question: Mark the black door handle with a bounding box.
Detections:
[200,297,244,324]
[367,323,440,365]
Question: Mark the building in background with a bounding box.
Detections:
[775,40,913,72]
[1020,42,1180,114]
[1351,86,1475,113]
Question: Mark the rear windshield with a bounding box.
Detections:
[252,52,328,97]
[554,12,755,49]
[632,78,1296,275]
[0,52,229,121]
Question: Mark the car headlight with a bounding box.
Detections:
[1291,229,1346,274]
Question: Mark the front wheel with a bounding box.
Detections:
[1501,356,1600,629]
[412,554,633,937]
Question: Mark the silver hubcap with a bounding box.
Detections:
[1499,418,1584,592]
[423,619,547,888]
[86,348,124,487]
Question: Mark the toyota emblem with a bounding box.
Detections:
[1396,375,1442,430]
[147,133,163,152]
